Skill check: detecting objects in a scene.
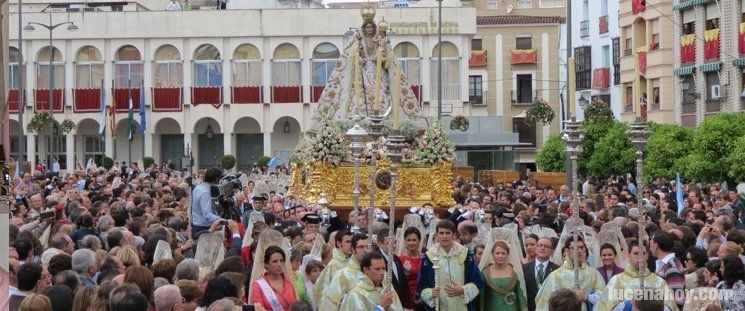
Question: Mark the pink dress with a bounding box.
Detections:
[250,275,297,311]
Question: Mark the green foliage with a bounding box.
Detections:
[27,112,55,134]
[682,113,745,182]
[583,99,614,124]
[535,133,566,172]
[643,123,693,182]
[102,156,114,170]
[221,155,236,170]
[586,122,635,178]
[578,119,612,177]
[257,156,272,167]
[726,136,745,182]
[525,99,555,125]
[142,157,155,169]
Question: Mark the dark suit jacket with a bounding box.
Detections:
[376,250,412,309]
[523,260,560,311]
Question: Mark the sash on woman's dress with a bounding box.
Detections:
[257,278,285,311]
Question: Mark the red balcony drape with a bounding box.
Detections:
[34,89,64,112]
[153,87,182,111]
[272,86,302,103]
[704,29,720,60]
[113,88,141,111]
[469,50,487,67]
[681,34,696,64]
[191,86,222,107]
[739,23,745,54]
[638,52,647,75]
[231,86,262,104]
[592,68,610,89]
[599,16,609,35]
[511,49,537,64]
[632,0,646,14]
[311,86,325,103]
[410,85,421,102]
[73,88,101,112]
[8,89,22,113]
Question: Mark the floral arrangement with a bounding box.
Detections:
[405,121,456,165]
[355,136,388,164]
[290,114,349,166]
[525,99,555,126]
[449,116,469,132]
[27,111,55,133]
[59,119,75,134]
[583,99,615,123]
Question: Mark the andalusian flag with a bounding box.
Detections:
[127,97,135,141]
[109,98,117,139]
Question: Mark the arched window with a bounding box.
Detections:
[8,47,25,90]
[75,46,104,88]
[311,43,339,86]
[193,44,222,87]
[430,42,460,101]
[114,45,143,88]
[394,42,421,85]
[153,45,182,88]
[36,46,64,89]
[232,44,262,87]
[272,43,301,87]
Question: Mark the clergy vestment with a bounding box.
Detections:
[318,256,363,311]
[417,242,485,311]
[534,258,606,311]
[339,273,404,311]
[595,264,679,311]
[312,248,350,305]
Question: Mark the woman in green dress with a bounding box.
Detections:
[480,240,528,311]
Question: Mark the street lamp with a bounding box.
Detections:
[578,95,590,110]
[24,13,78,169]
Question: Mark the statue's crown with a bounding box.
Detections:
[361,3,376,23]
[378,17,388,32]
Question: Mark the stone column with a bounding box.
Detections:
[27,133,36,171]
[65,132,74,173]
[263,131,271,157]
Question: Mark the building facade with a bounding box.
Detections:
[673,0,745,127]
[570,0,621,120]
[467,0,566,175]
[618,0,675,124]
[6,2,476,173]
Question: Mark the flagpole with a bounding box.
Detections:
[128,78,132,165]
[112,79,117,161]
[101,79,105,164]
[141,79,145,162]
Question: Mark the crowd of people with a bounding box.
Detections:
[4,161,745,311]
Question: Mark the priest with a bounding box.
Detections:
[417,219,484,311]
[313,229,353,304]
[534,236,605,311]
[594,239,678,311]
[340,252,404,311]
[318,233,370,311]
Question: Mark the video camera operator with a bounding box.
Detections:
[190,168,223,239]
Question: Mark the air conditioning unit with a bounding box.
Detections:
[710,84,722,99]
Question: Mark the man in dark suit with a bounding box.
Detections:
[522,237,559,311]
[373,227,412,309]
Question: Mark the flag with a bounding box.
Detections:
[109,97,117,139]
[127,97,135,141]
[99,86,106,135]
[676,172,684,216]
[139,86,146,134]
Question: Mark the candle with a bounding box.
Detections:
[353,42,362,110]
[374,47,382,112]
[393,64,401,130]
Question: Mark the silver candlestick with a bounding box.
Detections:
[346,119,368,234]
[384,132,405,289]
[432,256,440,311]
[367,114,384,251]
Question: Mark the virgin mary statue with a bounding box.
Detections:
[311,4,424,130]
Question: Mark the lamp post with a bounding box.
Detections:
[346,118,368,234]
[24,13,78,168]
[626,121,650,194]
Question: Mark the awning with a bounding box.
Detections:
[674,0,714,11]
[674,66,696,76]
[699,62,722,72]
[733,58,745,67]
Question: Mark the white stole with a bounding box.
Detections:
[256,278,284,311]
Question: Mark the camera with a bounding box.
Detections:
[210,173,243,221]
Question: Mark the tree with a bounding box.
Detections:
[142,157,155,169]
[102,157,114,170]
[578,119,613,177]
[221,155,236,170]
[726,135,745,182]
[257,156,271,167]
[643,123,693,182]
[586,122,635,178]
[536,133,566,172]
[679,113,745,182]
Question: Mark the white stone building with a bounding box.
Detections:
[6,1,476,173]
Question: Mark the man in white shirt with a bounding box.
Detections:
[51,156,60,176]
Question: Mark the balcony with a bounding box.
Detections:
[191,86,222,106]
[539,0,565,8]
[599,16,609,35]
[592,68,610,89]
[271,86,302,103]
[580,20,589,38]
[7,89,24,113]
[34,89,64,112]
[632,0,646,14]
[73,88,102,113]
[311,85,325,102]
[624,102,633,113]
[681,34,696,64]
[113,88,141,111]
[153,87,183,111]
[469,50,487,67]
[511,49,537,64]
[231,86,262,104]
[431,84,461,101]
[511,90,539,105]
[704,28,720,61]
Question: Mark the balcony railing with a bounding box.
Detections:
[624,103,633,113]
[599,16,609,35]
[580,20,590,38]
[517,0,532,9]
[231,86,262,104]
[539,0,565,8]
[34,89,64,112]
[73,88,102,113]
[430,84,460,101]
[153,87,183,111]
[511,89,539,105]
